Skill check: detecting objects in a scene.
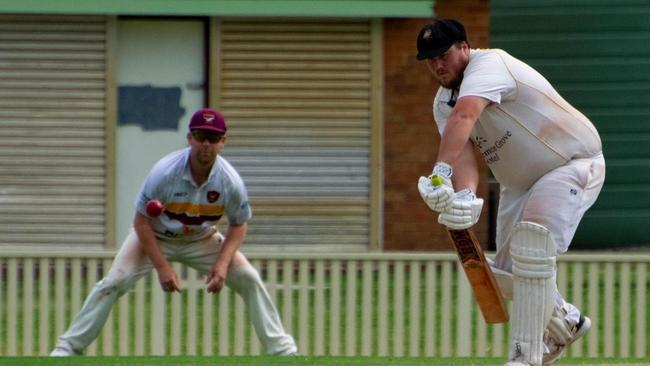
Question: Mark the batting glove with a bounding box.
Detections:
[438,188,484,230]
[417,162,455,213]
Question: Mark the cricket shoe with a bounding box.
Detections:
[274,348,299,356]
[503,342,536,366]
[50,342,82,357]
[503,360,534,366]
[543,315,591,365]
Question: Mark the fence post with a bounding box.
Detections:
[23,258,34,355]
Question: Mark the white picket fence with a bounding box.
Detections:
[0,250,648,358]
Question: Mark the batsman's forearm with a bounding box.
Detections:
[437,115,476,166]
[436,95,488,167]
[450,141,480,192]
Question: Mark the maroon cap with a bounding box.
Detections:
[188,108,227,133]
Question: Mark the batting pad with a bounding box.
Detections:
[509,221,557,365]
[486,257,513,300]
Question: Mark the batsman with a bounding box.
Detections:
[415,19,605,365]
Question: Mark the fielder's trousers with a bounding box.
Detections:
[55,230,297,355]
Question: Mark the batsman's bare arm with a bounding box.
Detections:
[451,140,481,191]
[206,222,247,293]
[437,96,489,166]
[133,212,181,292]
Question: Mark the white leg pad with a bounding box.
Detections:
[509,222,557,366]
[487,257,514,300]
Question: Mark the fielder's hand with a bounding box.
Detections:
[206,261,228,293]
[438,188,484,230]
[417,162,455,212]
[156,265,181,293]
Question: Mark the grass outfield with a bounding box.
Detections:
[0,357,649,366]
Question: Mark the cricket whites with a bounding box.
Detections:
[431,175,509,323]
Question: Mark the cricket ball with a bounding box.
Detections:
[146,200,164,218]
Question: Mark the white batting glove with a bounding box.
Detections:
[417,162,455,213]
[438,189,484,230]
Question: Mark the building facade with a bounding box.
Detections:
[0,1,531,253]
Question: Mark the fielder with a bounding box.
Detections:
[51,108,298,356]
[415,19,604,365]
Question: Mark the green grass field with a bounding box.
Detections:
[1,356,649,366]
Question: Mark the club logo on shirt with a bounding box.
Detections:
[183,226,197,235]
[207,191,220,203]
[480,131,512,165]
[473,136,488,149]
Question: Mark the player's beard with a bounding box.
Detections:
[438,73,463,90]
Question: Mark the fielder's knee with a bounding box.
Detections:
[96,272,136,298]
[227,264,263,293]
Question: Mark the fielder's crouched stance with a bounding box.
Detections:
[51,108,297,356]
[415,19,603,365]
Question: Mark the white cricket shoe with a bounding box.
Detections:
[504,361,534,366]
[50,343,82,357]
[276,349,299,356]
[543,315,591,365]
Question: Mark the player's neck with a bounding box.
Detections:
[189,159,214,187]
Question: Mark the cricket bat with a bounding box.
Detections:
[431,175,509,324]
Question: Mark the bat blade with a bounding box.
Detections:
[428,173,507,322]
[447,228,509,324]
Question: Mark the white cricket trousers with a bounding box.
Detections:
[55,230,297,355]
[494,153,605,325]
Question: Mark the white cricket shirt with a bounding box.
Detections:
[433,49,602,191]
[135,147,252,242]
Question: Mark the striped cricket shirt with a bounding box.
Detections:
[135,147,251,242]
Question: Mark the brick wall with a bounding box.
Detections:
[382,0,490,251]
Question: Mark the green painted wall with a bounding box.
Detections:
[0,0,433,17]
[491,1,650,248]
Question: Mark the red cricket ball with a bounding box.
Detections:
[146,200,164,218]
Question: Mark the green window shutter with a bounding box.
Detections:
[491,1,650,248]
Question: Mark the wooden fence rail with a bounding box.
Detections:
[0,251,648,357]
